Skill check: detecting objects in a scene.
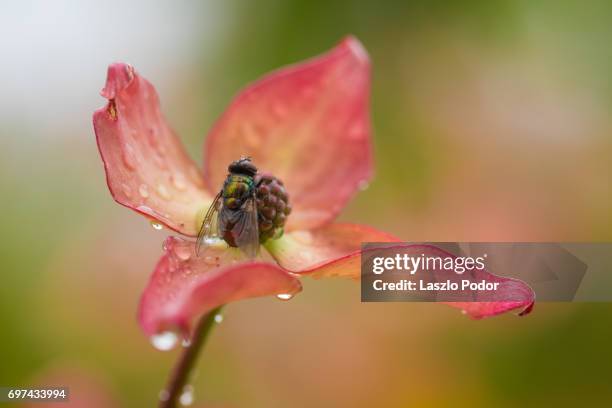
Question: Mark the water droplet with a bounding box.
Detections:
[151,220,164,230]
[179,385,194,406]
[121,183,132,197]
[214,314,224,324]
[158,390,170,402]
[153,152,168,170]
[157,183,171,200]
[174,245,191,261]
[148,126,167,154]
[358,180,370,191]
[150,331,178,351]
[172,172,187,191]
[276,293,294,301]
[204,256,216,265]
[202,237,226,248]
[138,184,150,198]
[181,338,192,347]
[241,122,260,148]
[122,145,137,170]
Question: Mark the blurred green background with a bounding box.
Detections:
[1,0,611,407]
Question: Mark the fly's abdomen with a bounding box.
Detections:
[223,175,254,209]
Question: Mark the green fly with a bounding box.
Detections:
[197,157,260,258]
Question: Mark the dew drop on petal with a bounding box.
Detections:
[150,331,178,351]
[158,390,170,402]
[121,183,132,198]
[174,245,191,261]
[172,172,187,191]
[138,184,150,198]
[214,314,224,324]
[157,183,171,200]
[204,256,216,266]
[122,145,137,170]
[276,293,294,301]
[358,179,370,191]
[181,338,192,348]
[241,122,260,148]
[179,385,194,406]
[151,220,164,231]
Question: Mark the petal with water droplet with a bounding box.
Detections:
[93,63,211,236]
[266,224,534,318]
[203,36,372,231]
[138,236,302,336]
[266,223,399,279]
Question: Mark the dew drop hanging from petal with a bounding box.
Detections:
[276,293,294,301]
[150,220,164,230]
[150,331,178,351]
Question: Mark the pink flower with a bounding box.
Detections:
[93,37,534,339]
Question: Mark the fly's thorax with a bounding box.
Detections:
[223,174,255,209]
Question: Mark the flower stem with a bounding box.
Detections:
[159,306,223,408]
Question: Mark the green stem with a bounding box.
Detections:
[159,306,223,408]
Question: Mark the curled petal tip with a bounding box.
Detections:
[100,62,135,99]
[93,64,210,235]
[518,302,535,316]
[339,35,370,65]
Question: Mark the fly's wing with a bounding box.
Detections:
[219,197,260,259]
[196,191,222,256]
[234,197,260,258]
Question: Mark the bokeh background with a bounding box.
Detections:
[1,0,611,407]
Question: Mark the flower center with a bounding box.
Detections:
[255,174,291,243]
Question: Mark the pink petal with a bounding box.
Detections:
[266,225,534,318]
[265,223,400,278]
[449,300,534,319]
[138,236,302,337]
[203,36,372,231]
[94,63,210,236]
